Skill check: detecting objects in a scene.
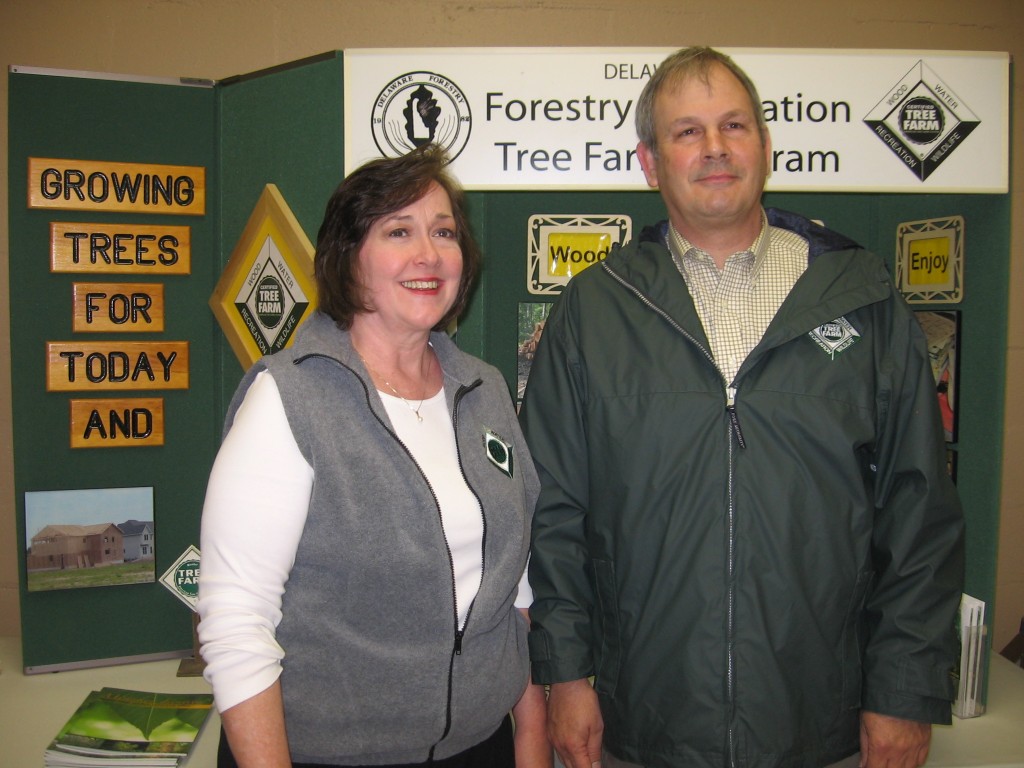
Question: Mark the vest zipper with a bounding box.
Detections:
[450,382,487,657]
[345,360,484,758]
[433,379,486,756]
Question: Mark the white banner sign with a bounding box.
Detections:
[344,47,1008,193]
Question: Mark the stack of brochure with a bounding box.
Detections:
[953,593,988,719]
[44,687,213,767]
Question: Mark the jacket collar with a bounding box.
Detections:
[636,207,861,259]
[603,208,890,355]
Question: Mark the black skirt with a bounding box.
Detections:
[217,714,514,768]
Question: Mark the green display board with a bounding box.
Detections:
[215,53,345,419]
[8,53,1007,672]
[8,69,217,671]
[8,53,344,672]
[461,189,1008,614]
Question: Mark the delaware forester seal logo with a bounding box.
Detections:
[863,61,980,182]
[372,71,472,160]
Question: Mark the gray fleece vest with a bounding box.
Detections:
[223,312,538,764]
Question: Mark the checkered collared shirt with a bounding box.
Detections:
[668,212,809,387]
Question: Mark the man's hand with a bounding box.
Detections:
[859,711,931,768]
[547,678,604,768]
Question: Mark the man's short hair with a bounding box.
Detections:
[635,46,768,155]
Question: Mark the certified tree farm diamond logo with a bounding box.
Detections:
[864,61,980,181]
[160,544,201,611]
[809,316,861,359]
[234,236,310,355]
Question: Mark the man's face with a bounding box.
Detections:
[637,62,771,239]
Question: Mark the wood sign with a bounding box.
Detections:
[51,222,191,275]
[69,397,165,448]
[72,283,165,333]
[29,156,204,447]
[28,158,206,215]
[896,215,965,304]
[46,341,189,391]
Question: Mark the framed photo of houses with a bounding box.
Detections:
[24,487,156,593]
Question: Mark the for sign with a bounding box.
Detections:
[72,282,165,332]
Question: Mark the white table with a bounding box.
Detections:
[2,635,1022,767]
[929,653,1024,767]
[0,636,219,767]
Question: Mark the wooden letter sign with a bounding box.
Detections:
[72,283,165,333]
[70,397,165,448]
[51,222,191,275]
[28,158,206,215]
[46,341,189,392]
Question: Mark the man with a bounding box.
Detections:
[519,47,964,768]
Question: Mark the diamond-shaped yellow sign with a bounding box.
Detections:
[210,185,317,369]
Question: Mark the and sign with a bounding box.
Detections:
[344,48,1008,192]
[28,157,206,214]
[72,282,165,332]
[70,397,164,448]
[160,545,201,611]
[51,222,191,275]
[46,341,189,391]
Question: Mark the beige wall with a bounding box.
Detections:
[1,0,1021,649]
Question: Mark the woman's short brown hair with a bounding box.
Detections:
[313,144,481,330]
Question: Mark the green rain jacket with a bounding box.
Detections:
[520,209,964,768]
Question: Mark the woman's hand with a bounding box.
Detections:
[513,608,554,767]
[513,674,553,768]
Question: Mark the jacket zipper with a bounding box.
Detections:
[602,264,717,370]
[726,407,738,768]
[726,386,746,449]
[601,264,745,768]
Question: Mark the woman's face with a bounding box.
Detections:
[354,182,463,337]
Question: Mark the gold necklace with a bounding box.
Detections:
[380,377,425,422]
[361,354,432,423]
[352,344,432,428]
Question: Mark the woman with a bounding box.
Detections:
[197,146,550,767]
